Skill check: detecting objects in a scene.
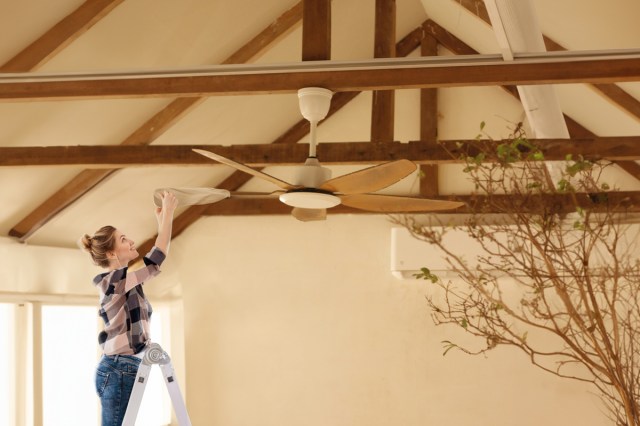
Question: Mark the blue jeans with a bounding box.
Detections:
[95,354,141,426]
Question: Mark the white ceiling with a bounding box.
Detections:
[1,0,638,248]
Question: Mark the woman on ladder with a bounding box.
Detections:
[79,191,178,426]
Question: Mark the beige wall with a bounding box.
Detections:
[173,215,607,426]
[0,214,614,425]
[0,236,181,300]
[0,236,98,297]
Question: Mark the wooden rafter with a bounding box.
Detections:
[2,52,638,101]
[371,0,396,143]
[6,137,640,167]
[8,2,304,241]
[419,25,439,197]
[302,0,331,61]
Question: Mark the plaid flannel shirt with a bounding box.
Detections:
[93,246,166,355]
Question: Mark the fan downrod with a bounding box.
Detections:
[298,87,333,158]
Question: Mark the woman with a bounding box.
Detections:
[80,191,178,425]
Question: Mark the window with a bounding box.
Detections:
[2,299,174,425]
[41,305,98,426]
[0,303,15,426]
[40,304,171,425]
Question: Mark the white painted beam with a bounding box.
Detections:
[484,0,570,138]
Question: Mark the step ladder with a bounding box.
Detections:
[122,343,192,425]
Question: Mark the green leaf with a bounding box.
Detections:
[531,151,545,161]
[413,267,439,283]
[442,341,458,356]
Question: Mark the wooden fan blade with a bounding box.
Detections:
[193,149,298,190]
[154,187,230,207]
[339,194,464,212]
[319,159,417,194]
[291,207,327,222]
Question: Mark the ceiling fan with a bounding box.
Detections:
[154,87,464,221]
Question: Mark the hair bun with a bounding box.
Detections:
[79,234,93,252]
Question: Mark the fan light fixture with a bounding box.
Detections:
[279,191,341,209]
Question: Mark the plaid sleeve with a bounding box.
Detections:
[123,247,166,293]
[93,246,167,295]
[143,246,166,266]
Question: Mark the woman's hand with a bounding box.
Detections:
[155,191,178,225]
[154,191,178,254]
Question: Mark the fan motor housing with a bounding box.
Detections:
[279,189,341,209]
[294,157,332,187]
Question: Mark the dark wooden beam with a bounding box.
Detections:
[5,137,640,167]
[420,26,439,197]
[371,0,396,143]
[455,0,491,23]
[0,0,124,72]
[2,53,639,101]
[591,83,640,121]
[302,0,331,61]
[8,3,304,241]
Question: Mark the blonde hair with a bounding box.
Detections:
[79,225,116,268]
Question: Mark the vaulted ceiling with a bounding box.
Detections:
[1,0,639,254]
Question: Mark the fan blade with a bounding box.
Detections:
[291,207,327,222]
[154,187,230,207]
[193,149,298,190]
[339,194,464,212]
[320,159,417,194]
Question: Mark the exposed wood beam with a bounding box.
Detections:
[200,191,640,216]
[6,137,640,167]
[456,0,491,23]
[371,0,396,143]
[8,2,304,241]
[455,0,640,122]
[0,0,124,72]
[591,83,640,121]
[420,26,439,197]
[2,51,639,101]
[302,0,331,61]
